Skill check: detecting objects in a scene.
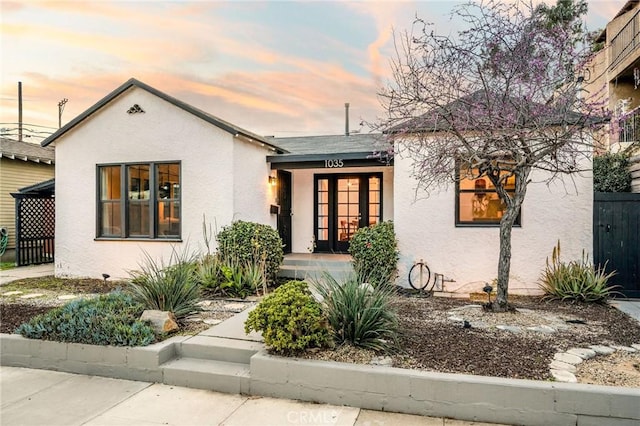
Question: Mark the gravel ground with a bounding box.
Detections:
[2,278,640,387]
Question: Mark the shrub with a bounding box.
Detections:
[593,152,631,192]
[15,292,156,346]
[314,273,399,351]
[539,241,617,303]
[129,249,201,319]
[217,221,283,285]
[195,254,225,292]
[348,221,399,286]
[244,280,331,354]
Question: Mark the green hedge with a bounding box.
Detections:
[349,221,399,286]
[593,152,631,192]
[217,221,283,284]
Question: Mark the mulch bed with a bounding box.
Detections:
[2,278,640,383]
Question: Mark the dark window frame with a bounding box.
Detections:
[455,162,521,227]
[96,161,182,240]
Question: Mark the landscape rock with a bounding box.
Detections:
[224,303,247,312]
[140,310,179,333]
[20,293,44,299]
[2,291,23,296]
[549,360,577,373]
[632,344,640,351]
[496,325,522,333]
[203,319,222,325]
[567,347,597,360]
[554,352,583,365]
[526,325,556,334]
[589,345,615,355]
[611,345,637,352]
[370,356,393,367]
[448,316,464,323]
[57,295,77,300]
[551,369,577,383]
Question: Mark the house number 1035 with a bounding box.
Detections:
[325,159,344,168]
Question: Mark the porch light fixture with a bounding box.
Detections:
[269,176,277,186]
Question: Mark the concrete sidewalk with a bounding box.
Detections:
[0,264,54,286]
[0,366,496,426]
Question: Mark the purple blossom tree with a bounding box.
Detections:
[379,0,607,311]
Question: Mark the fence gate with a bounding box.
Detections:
[13,194,55,266]
[594,192,640,298]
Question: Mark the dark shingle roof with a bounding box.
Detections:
[41,78,286,153]
[18,178,55,195]
[271,133,388,155]
[0,138,55,164]
[386,91,590,135]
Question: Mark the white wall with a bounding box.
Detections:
[289,166,394,253]
[55,86,274,279]
[393,150,593,295]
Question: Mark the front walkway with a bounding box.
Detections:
[610,299,640,323]
[0,263,54,286]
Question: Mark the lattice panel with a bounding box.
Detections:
[18,198,55,239]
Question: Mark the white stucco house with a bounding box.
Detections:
[42,78,593,295]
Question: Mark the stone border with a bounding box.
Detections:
[1,333,639,426]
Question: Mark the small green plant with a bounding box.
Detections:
[244,280,331,354]
[217,221,283,285]
[349,221,399,286]
[16,292,156,346]
[593,152,631,192]
[128,248,201,319]
[195,254,225,293]
[219,257,266,298]
[539,241,617,303]
[314,273,399,351]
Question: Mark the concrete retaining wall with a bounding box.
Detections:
[1,334,638,426]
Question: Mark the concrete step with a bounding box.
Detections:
[277,265,352,282]
[178,335,262,364]
[162,357,250,394]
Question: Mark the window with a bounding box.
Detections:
[97,162,180,238]
[456,164,520,226]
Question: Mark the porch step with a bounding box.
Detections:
[177,335,262,364]
[162,357,250,394]
[278,254,353,282]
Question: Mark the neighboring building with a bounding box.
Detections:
[0,138,55,262]
[43,78,593,295]
[586,0,640,192]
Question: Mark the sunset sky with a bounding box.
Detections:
[0,1,621,141]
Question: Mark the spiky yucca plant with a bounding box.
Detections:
[313,272,399,352]
[539,241,617,303]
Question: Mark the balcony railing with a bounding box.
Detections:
[610,9,640,71]
[617,107,640,144]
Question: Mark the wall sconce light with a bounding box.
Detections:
[269,176,277,186]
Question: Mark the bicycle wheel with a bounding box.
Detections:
[408,262,432,292]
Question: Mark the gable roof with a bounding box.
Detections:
[385,91,592,135]
[41,78,286,153]
[0,137,55,164]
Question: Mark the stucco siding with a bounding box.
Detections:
[54,86,268,279]
[289,166,394,253]
[232,137,277,227]
[0,158,55,251]
[393,150,593,295]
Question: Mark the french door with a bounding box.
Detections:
[314,173,382,253]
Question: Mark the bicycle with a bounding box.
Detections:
[408,259,435,294]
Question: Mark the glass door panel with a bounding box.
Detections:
[337,178,360,243]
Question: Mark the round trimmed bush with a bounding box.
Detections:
[244,280,331,354]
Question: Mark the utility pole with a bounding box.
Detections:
[58,98,68,129]
[18,82,23,142]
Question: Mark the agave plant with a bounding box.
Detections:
[539,241,618,303]
[313,272,399,352]
[128,248,201,319]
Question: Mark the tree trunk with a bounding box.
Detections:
[492,171,528,312]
